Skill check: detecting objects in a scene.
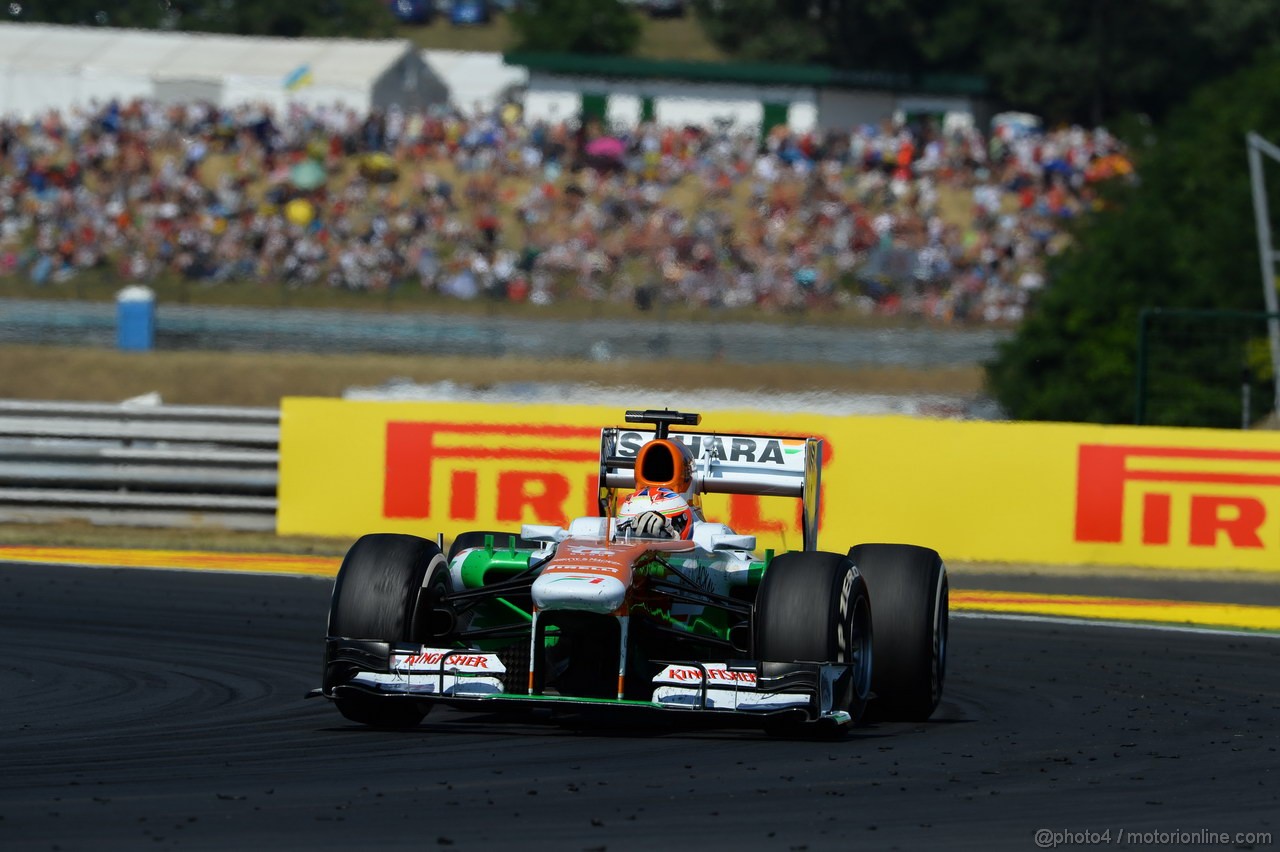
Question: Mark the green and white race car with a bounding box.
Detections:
[314,409,948,736]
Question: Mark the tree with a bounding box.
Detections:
[188,0,395,38]
[985,51,1280,426]
[693,0,1280,125]
[6,0,177,28]
[509,0,642,55]
[8,0,395,38]
[693,0,941,69]
[928,0,1280,124]
[691,0,826,64]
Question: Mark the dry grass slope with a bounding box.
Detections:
[0,344,984,407]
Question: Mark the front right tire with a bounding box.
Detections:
[325,533,452,728]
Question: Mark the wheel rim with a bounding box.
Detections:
[410,553,450,642]
[932,577,949,703]
[847,594,872,701]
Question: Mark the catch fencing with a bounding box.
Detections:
[0,400,279,530]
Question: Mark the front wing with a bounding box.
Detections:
[319,640,855,729]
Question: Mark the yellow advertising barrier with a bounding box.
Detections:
[278,398,1280,572]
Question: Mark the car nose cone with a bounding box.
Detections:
[531,572,627,614]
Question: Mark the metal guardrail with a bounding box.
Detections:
[0,298,1008,368]
[0,400,280,530]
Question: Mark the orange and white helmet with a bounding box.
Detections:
[617,486,694,540]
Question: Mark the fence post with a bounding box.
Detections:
[1241,366,1253,429]
[1246,132,1280,418]
[1135,307,1152,425]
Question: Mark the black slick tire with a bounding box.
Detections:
[847,543,948,722]
[326,533,451,728]
[754,550,873,733]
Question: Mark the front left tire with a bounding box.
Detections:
[754,550,873,729]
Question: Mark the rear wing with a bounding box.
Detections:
[598,426,823,551]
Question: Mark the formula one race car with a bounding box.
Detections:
[313,409,948,735]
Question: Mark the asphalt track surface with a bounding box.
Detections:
[3,563,1277,852]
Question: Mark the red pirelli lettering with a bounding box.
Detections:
[383,421,598,520]
[1075,444,1280,548]
[1142,492,1171,545]
[449,469,478,520]
[385,422,436,518]
[1189,495,1266,548]
[496,470,572,523]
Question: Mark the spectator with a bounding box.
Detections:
[0,97,1131,325]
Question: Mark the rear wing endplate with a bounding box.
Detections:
[599,427,823,551]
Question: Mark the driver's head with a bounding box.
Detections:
[617,486,694,540]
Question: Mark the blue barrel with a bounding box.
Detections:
[116,286,156,351]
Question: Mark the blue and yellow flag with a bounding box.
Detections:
[283,64,314,92]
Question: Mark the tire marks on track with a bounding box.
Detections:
[0,563,1277,851]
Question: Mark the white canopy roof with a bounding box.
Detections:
[0,23,425,118]
[422,50,528,115]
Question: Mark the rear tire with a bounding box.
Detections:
[754,551,873,732]
[848,543,947,722]
[326,533,451,728]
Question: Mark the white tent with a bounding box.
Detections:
[0,25,105,118]
[81,29,187,107]
[0,23,447,120]
[421,50,527,116]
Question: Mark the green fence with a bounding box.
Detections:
[1135,308,1279,428]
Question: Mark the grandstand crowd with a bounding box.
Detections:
[0,98,1132,323]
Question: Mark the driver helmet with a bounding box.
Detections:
[617,486,694,540]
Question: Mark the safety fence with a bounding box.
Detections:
[0,400,279,530]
